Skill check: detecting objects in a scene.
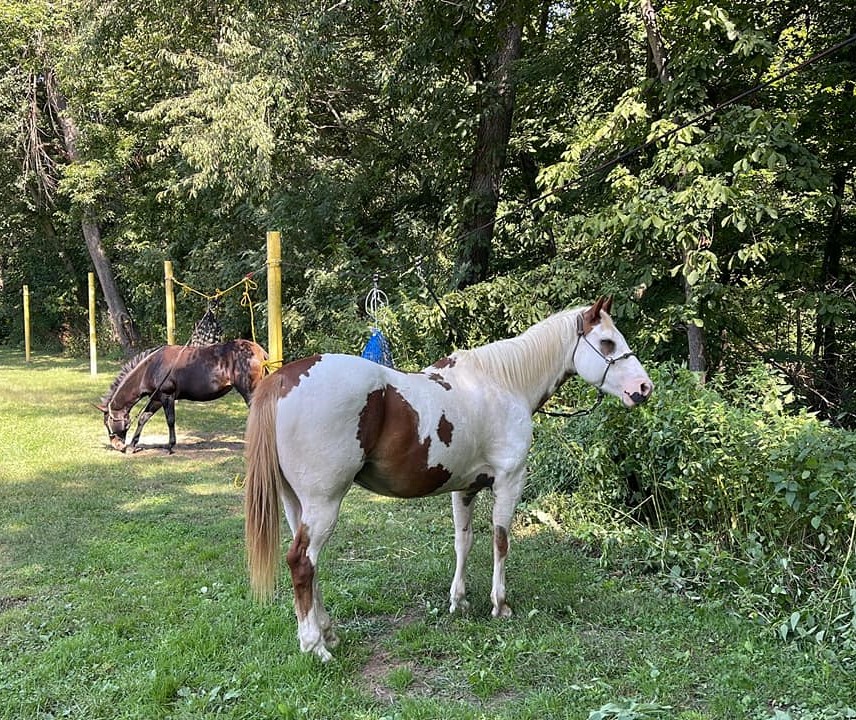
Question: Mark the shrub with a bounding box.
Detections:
[527,363,856,650]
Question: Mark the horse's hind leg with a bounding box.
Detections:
[286,498,344,662]
[162,396,177,453]
[279,479,337,651]
[449,490,477,613]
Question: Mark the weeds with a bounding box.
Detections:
[528,362,856,656]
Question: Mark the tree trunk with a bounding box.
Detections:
[455,9,523,289]
[682,239,707,378]
[44,72,141,354]
[640,0,671,82]
[641,0,708,377]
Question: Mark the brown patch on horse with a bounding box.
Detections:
[357,388,386,453]
[427,372,452,390]
[431,356,456,369]
[437,414,454,446]
[494,525,509,559]
[354,385,452,498]
[463,473,494,506]
[286,524,314,620]
[271,354,322,398]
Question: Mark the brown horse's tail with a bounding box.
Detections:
[244,374,284,602]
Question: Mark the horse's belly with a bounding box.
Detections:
[353,461,473,499]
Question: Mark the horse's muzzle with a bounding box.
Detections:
[625,382,653,407]
[109,435,128,452]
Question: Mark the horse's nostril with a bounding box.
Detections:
[628,383,652,405]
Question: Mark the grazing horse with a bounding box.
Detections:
[244,298,652,661]
[98,339,267,453]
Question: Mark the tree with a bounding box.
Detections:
[455,3,525,289]
[45,71,141,353]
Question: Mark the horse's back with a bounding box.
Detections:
[157,340,266,402]
[267,353,395,429]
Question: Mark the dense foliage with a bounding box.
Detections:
[0,0,853,419]
[528,364,856,653]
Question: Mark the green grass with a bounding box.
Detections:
[0,348,853,719]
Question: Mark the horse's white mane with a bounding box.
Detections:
[452,307,584,395]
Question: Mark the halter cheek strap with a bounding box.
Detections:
[105,408,126,438]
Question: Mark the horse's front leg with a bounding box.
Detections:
[449,490,477,613]
[128,398,162,453]
[489,471,525,619]
[162,396,177,453]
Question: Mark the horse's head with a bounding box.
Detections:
[572,297,653,408]
[96,403,130,452]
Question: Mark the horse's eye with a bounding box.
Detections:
[600,338,616,355]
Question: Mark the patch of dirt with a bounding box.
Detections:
[119,432,245,457]
[0,596,29,613]
[360,648,416,702]
[358,612,438,702]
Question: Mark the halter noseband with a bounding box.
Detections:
[572,313,637,390]
[105,408,127,438]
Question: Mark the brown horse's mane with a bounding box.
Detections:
[101,346,164,406]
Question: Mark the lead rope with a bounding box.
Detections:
[536,391,604,418]
[536,317,604,418]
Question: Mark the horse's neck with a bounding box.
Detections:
[456,309,580,412]
[109,351,158,410]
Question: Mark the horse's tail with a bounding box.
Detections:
[244,373,284,602]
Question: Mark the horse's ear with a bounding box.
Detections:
[93,403,107,413]
[583,297,607,329]
[602,295,614,316]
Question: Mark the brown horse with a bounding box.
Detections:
[97,340,267,453]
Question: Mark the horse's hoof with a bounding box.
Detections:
[315,646,334,663]
[449,597,470,614]
[491,603,513,619]
[131,445,142,454]
[302,640,334,663]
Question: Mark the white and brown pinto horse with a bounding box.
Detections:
[244,298,652,661]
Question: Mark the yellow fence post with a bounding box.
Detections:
[23,284,30,363]
[164,260,176,345]
[88,272,98,376]
[266,231,283,366]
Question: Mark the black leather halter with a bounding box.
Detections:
[571,313,638,390]
[536,313,637,419]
